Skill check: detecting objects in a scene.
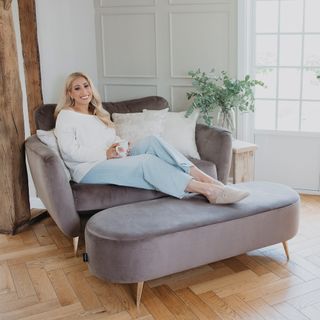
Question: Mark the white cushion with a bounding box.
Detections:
[143,109,200,159]
[36,130,71,180]
[112,109,168,143]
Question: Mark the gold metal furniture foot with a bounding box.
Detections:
[136,282,144,307]
[73,236,79,256]
[282,241,290,260]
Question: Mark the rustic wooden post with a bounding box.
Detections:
[0,0,30,233]
[18,0,43,134]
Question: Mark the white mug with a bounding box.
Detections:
[116,140,129,157]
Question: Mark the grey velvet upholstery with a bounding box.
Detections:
[196,125,232,183]
[26,135,80,237]
[34,96,169,130]
[25,96,231,237]
[85,181,300,283]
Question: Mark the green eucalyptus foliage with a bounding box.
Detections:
[186,69,264,127]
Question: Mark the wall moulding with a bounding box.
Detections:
[100,12,157,78]
[94,0,236,108]
[103,83,157,101]
[169,10,231,78]
[169,0,232,5]
[170,84,193,112]
[99,0,156,8]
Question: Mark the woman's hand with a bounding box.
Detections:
[127,141,132,155]
[106,143,120,159]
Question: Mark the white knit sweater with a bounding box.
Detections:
[55,109,121,182]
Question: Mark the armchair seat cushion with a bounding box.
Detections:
[72,158,217,213]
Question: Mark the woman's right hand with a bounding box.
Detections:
[106,143,120,159]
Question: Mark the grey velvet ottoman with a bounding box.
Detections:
[84,181,299,306]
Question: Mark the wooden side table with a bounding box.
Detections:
[229,139,258,184]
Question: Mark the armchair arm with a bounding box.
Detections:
[25,135,80,237]
[195,124,232,184]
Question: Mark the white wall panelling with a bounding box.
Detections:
[169,0,233,4]
[101,13,157,78]
[170,11,230,78]
[170,85,192,112]
[100,0,156,7]
[95,0,236,108]
[104,84,157,101]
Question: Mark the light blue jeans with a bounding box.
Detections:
[81,135,194,198]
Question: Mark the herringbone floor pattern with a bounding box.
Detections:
[1,195,320,319]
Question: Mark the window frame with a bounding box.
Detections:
[238,0,320,137]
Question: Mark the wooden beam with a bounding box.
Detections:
[0,1,30,233]
[18,0,43,134]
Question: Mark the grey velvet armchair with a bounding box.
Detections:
[25,96,232,254]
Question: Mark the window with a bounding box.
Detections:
[254,0,320,132]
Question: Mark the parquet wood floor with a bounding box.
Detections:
[1,194,320,319]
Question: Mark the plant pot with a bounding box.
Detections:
[217,109,235,132]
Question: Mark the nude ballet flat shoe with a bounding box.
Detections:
[208,187,249,205]
[212,179,224,187]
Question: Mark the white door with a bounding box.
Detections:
[252,0,320,192]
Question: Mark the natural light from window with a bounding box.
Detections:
[254,0,320,132]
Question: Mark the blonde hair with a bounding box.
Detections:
[54,72,114,127]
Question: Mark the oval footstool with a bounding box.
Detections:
[85,181,299,306]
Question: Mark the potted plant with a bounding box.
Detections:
[185,69,264,131]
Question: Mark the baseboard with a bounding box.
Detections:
[30,197,45,209]
[296,189,320,195]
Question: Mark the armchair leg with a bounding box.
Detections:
[282,241,290,260]
[136,282,144,307]
[73,236,79,256]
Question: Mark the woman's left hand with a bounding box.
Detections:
[106,143,121,159]
[127,141,132,156]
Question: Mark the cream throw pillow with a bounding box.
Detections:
[36,130,71,180]
[112,109,168,143]
[143,109,200,159]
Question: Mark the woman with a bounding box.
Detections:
[54,72,249,204]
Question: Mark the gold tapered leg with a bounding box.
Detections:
[73,236,79,256]
[282,241,290,260]
[136,282,144,307]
